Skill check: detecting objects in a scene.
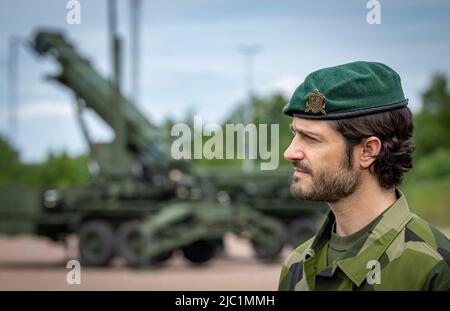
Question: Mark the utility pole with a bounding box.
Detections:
[0,62,4,136]
[108,0,126,173]
[108,0,121,92]
[130,0,142,106]
[238,44,261,173]
[8,36,20,145]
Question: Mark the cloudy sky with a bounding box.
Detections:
[0,0,449,162]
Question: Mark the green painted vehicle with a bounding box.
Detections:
[0,30,327,267]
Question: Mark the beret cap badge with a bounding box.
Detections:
[305,89,326,115]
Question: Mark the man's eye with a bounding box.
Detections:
[304,135,317,142]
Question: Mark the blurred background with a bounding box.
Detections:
[0,0,449,290]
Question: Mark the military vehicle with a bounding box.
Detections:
[0,30,327,267]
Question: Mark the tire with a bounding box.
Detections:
[182,239,216,264]
[289,218,317,248]
[251,219,287,261]
[78,220,115,267]
[212,237,226,256]
[115,220,173,266]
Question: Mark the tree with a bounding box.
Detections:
[0,135,20,184]
[414,74,450,158]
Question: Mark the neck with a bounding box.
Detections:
[330,178,397,237]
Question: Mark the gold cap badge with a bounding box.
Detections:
[305,89,326,114]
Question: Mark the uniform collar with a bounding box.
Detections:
[308,189,413,287]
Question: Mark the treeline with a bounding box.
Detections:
[1,73,449,188]
[406,74,450,182]
[0,139,89,188]
[191,73,450,180]
[163,92,292,168]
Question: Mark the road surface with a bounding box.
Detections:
[0,234,289,290]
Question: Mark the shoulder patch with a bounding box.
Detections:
[288,261,304,291]
[317,267,333,278]
[437,247,450,267]
[405,227,425,243]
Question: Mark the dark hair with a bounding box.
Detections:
[331,107,415,189]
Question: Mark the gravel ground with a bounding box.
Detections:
[2,229,448,291]
[0,234,289,291]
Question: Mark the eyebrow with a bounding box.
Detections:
[289,124,324,140]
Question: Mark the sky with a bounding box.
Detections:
[0,0,449,162]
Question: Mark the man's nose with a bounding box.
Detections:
[284,139,305,161]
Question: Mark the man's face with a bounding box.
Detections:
[284,117,361,203]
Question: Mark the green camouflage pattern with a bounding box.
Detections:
[278,190,450,291]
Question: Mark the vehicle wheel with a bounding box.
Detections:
[289,218,317,247]
[212,237,226,256]
[115,220,173,266]
[252,219,287,261]
[78,220,115,267]
[182,239,216,264]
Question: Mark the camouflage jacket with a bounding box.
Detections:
[278,191,450,291]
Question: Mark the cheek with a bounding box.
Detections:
[309,145,345,169]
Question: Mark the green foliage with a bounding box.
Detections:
[0,135,89,189]
[2,73,450,193]
[399,74,450,226]
[406,149,450,182]
[403,149,450,227]
[414,74,450,158]
[0,135,21,184]
[29,152,90,188]
[401,178,450,228]
[195,93,292,168]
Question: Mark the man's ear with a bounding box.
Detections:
[358,136,381,169]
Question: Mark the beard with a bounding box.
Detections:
[290,157,361,203]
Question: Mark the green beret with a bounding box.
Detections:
[283,61,408,119]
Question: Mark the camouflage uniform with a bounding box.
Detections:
[278,190,450,290]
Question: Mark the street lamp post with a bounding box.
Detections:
[238,44,261,173]
[7,36,21,145]
[130,0,142,106]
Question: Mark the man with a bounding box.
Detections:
[278,61,450,291]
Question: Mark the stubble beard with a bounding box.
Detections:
[290,158,361,203]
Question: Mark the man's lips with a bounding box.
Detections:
[294,167,311,175]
